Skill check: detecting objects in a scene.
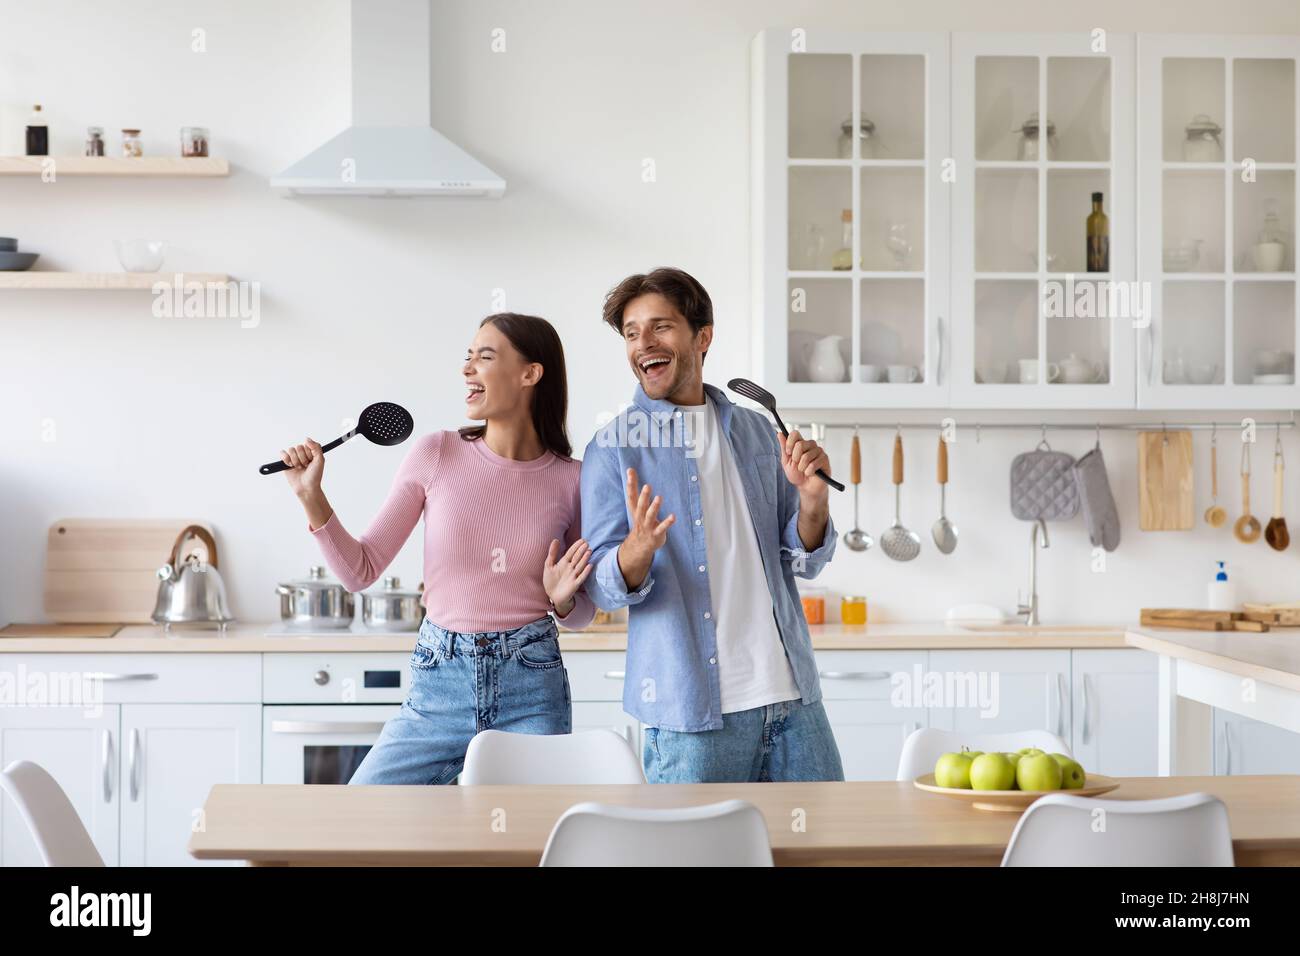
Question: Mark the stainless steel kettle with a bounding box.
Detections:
[152,525,235,633]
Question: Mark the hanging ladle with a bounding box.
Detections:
[1204,425,1227,527]
[843,429,872,552]
[931,434,958,554]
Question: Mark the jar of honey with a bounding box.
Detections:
[800,587,826,625]
[841,595,868,626]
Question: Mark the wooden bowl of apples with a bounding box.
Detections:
[913,748,1119,812]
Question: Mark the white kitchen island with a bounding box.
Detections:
[1126,627,1300,776]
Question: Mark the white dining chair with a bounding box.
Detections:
[460,728,646,785]
[0,760,104,867]
[540,799,774,866]
[896,728,1072,781]
[1002,792,1235,866]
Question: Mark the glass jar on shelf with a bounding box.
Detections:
[1253,199,1288,272]
[1015,112,1057,161]
[181,126,209,157]
[84,127,104,157]
[1182,114,1223,162]
[838,113,877,159]
[121,129,143,157]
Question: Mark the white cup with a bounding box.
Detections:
[1018,359,1060,384]
[859,364,885,383]
[887,364,919,383]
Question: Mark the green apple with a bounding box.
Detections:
[934,752,974,789]
[1016,753,1064,791]
[969,752,1016,791]
[1017,747,1045,757]
[1002,752,1023,788]
[1051,753,1087,789]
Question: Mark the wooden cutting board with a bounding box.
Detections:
[1138,431,1195,530]
[43,519,211,624]
[0,623,122,638]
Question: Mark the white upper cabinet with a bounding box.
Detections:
[752,30,951,408]
[1137,34,1300,409]
[950,32,1136,408]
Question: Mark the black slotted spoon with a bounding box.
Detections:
[727,378,845,491]
[259,401,414,475]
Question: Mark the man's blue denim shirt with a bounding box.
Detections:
[580,382,836,732]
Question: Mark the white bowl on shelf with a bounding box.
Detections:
[114,239,166,272]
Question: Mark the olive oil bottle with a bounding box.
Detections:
[831,209,854,271]
[1086,191,1109,272]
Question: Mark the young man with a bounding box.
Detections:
[580,267,844,783]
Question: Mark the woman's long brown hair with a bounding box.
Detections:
[458,312,572,459]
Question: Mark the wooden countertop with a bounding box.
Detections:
[0,622,1129,653]
[188,775,1300,867]
[1126,627,1300,692]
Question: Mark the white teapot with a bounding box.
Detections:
[1058,352,1103,384]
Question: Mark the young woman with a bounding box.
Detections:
[277,313,595,785]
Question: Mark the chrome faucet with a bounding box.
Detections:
[1016,519,1050,626]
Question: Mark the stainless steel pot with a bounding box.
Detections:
[276,566,355,629]
[360,576,424,631]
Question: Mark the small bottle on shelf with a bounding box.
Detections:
[831,208,853,271]
[25,104,48,156]
[1086,191,1109,272]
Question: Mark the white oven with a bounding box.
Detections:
[262,650,411,785]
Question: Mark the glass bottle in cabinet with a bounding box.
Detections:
[1253,200,1288,273]
[1015,112,1057,161]
[1087,192,1109,272]
[832,209,854,270]
[838,114,877,159]
[1182,114,1224,162]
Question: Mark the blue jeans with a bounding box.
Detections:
[643,699,844,783]
[348,616,572,785]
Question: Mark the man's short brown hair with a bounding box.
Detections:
[602,267,714,340]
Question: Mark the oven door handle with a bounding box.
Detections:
[270,720,388,734]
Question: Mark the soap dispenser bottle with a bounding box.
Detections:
[1208,561,1237,611]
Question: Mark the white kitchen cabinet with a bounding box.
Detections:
[823,700,926,781]
[752,29,952,408]
[570,700,639,748]
[1214,709,1300,775]
[1137,34,1300,409]
[950,32,1137,408]
[119,703,262,866]
[0,705,121,866]
[1070,648,1158,776]
[928,650,1071,741]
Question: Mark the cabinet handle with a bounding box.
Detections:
[101,730,114,803]
[84,672,158,682]
[270,720,387,734]
[1145,324,1156,386]
[1081,674,1092,745]
[1224,722,1233,775]
[934,315,945,386]
[128,728,141,802]
[603,671,625,680]
[818,670,891,681]
[1053,673,1067,739]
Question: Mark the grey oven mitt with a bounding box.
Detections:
[1010,445,1079,521]
[1073,443,1121,552]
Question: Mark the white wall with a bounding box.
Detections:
[3,0,1300,626]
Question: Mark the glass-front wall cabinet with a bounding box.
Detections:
[950,33,1136,408]
[753,30,950,408]
[754,30,1300,410]
[1137,35,1300,409]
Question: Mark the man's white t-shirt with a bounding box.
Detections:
[684,397,801,714]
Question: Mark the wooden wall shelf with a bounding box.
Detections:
[0,156,229,177]
[0,272,232,290]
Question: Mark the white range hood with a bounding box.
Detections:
[272,0,505,198]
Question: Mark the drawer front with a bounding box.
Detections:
[0,654,260,704]
[263,653,413,704]
[814,651,928,700]
[563,652,629,702]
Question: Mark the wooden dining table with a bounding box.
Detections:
[189,774,1300,866]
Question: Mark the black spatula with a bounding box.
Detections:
[727,378,844,491]
[259,401,414,475]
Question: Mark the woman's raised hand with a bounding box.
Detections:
[543,537,594,616]
[280,437,325,498]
